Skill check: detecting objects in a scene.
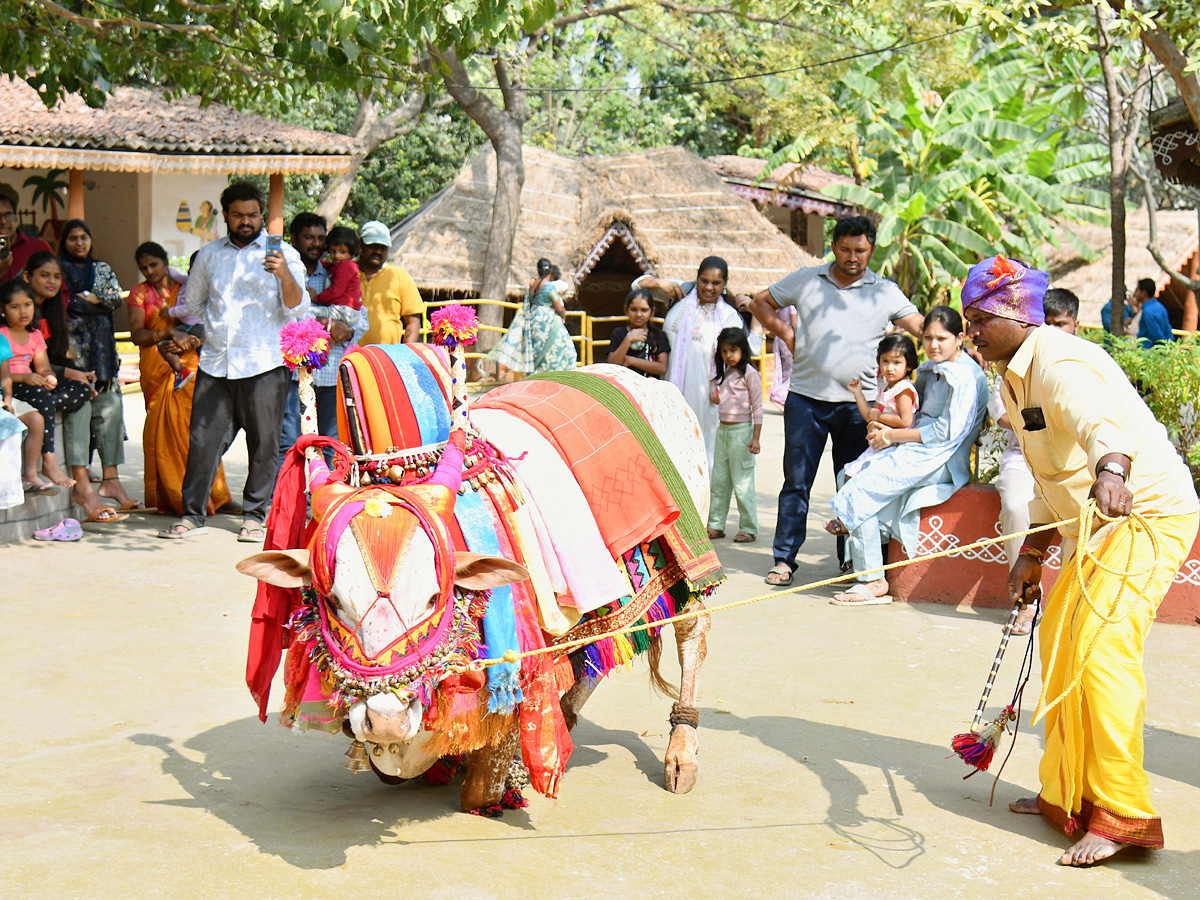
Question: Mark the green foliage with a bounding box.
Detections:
[766,56,1109,308]
[0,0,557,109]
[236,101,484,229]
[1087,332,1200,485]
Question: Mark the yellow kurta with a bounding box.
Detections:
[359,264,423,346]
[1000,326,1199,846]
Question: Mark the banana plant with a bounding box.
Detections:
[766,58,1109,308]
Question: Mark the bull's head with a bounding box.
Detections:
[238,436,527,767]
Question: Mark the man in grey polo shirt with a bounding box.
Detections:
[749,216,923,586]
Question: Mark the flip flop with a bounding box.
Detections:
[116,499,151,512]
[158,521,208,539]
[734,532,756,543]
[84,507,129,524]
[88,471,101,484]
[765,564,793,586]
[706,528,725,540]
[831,583,892,606]
[23,480,60,496]
[33,518,83,541]
[238,523,267,543]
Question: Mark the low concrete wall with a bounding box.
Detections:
[0,413,84,544]
[886,483,1200,625]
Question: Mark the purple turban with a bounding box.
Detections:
[961,255,1048,326]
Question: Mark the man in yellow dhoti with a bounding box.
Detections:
[963,255,1199,866]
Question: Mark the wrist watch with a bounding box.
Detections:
[1097,461,1128,481]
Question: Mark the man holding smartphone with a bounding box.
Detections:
[0,183,53,282]
[160,181,307,542]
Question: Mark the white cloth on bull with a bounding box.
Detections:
[472,407,630,615]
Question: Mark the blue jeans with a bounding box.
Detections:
[278,381,340,468]
[774,392,868,570]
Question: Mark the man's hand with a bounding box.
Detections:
[1007,555,1043,607]
[263,249,285,276]
[329,319,354,343]
[1091,471,1134,517]
[641,277,684,302]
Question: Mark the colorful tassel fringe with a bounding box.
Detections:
[951,705,1017,773]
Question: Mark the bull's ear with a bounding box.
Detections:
[236,549,313,588]
[454,551,529,590]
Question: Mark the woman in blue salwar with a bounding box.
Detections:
[487,258,577,378]
[826,305,989,605]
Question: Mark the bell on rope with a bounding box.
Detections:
[344,739,371,773]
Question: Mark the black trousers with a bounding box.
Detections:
[11,379,92,454]
[180,366,289,525]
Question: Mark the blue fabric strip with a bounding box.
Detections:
[454,487,523,714]
[377,343,451,444]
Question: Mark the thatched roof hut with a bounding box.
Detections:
[388,145,818,317]
[1045,209,1199,328]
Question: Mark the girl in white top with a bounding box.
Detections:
[837,333,920,483]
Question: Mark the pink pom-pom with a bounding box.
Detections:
[430,304,479,349]
[280,319,331,371]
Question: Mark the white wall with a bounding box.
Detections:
[147,171,227,263]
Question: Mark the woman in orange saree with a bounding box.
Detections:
[127,242,230,515]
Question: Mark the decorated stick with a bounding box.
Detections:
[950,599,1023,773]
[279,319,332,486]
[428,304,480,431]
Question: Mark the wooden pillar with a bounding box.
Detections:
[1182,245,1199,332]
[267,173,284,235]
[67,169,85,219]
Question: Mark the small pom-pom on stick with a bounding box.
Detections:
[280,319,331,371]
[951,705,1016,773]
[430,304,480,350]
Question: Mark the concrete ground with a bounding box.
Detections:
[5,398,1200,900]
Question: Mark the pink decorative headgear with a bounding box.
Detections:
[961,255,1049,326]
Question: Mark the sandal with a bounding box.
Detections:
[23,480,60,496]
[734,532,756,543]
[765,564,793,586]
[33,518,83,542]
[823,519,849,536]
[706,528,726,540]
[238,522,267,543]
[84,507,129,524]
[831,581,892,606]
[158,520,208,539]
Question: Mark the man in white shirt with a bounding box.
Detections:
[160,181,307,541]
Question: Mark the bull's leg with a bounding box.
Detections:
[461,724,521,813]
[559,673,599,732]
[664,599,710,794]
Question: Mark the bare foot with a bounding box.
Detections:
[1012,604,1037,635]
[1059,831,1130,866]
[97,476,132,506]
[1009,796,1041,814]
[69,483,104,519]
[42,456,76,487]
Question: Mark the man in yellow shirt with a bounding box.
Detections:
[357,220,422,345]
[963,255,1199,867]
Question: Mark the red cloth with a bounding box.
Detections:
[314,259,362,310]
[2,231,52,282]
[474,379,679,557]
[246,434,352,722]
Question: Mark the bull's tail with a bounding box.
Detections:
[646,632,680,699]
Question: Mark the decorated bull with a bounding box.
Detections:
[238,309,722,814]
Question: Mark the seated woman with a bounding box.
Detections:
[826,305,989,606]
[606,288,670,378]
[126,242,231,516]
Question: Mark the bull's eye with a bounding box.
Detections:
[425,592,438,613]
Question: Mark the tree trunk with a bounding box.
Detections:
[434,49,530,367]
[1096,7,1149,337]
[1123,0,1200,128]
[316,91,425,225]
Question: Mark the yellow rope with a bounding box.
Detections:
[474,512,1089,670]
[1033,503,1161,722]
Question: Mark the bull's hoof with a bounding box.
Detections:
[664,759,699,794]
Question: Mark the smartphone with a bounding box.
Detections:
[266,234,282,253]
[0,234,8,260]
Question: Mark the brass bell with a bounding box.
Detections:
[344,739,371,773]
[387,465,405,482]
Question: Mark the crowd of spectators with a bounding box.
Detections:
[0,179,424,541]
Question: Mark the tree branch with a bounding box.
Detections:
[25,0,215,34]
[1120,0,1200,128]
[654,0,871,50]
[430,45,509,142]
[1130,155,1200,293]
